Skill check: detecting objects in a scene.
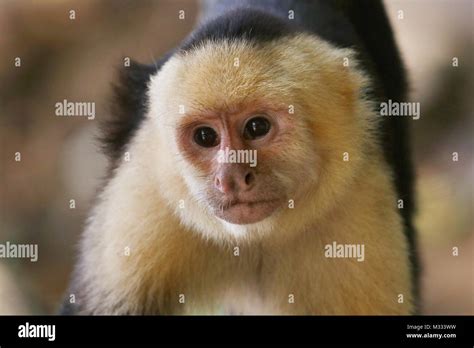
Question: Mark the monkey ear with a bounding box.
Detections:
[100,54,172,165]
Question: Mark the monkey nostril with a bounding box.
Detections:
[244,172,255,186]
[215,175,233,194]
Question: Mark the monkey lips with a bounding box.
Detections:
[212,197,282,225]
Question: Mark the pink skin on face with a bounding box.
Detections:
[177,103,292,224]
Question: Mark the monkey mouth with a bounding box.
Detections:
[227,199,277,208]
[215,198,281,225]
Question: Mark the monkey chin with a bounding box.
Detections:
[214,199,282,225]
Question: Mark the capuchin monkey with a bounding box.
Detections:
[61,0,418,315]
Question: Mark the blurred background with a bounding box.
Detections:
[0,0,472,314]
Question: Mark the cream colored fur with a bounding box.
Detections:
[73,34,413,314]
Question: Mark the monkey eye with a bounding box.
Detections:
[243,116,271,140]
[193,126,219,147]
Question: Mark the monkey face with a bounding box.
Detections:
[164,40,324,226]
[175,104,300,225]
[148,35,372,237]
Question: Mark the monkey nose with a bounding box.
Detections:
[214,168,255,194]
[214,175,231,194]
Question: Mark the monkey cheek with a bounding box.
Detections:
[214,199,281,225]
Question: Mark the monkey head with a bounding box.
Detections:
[146,35,374,242]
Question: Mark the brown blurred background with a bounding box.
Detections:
[0,0,472,314]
